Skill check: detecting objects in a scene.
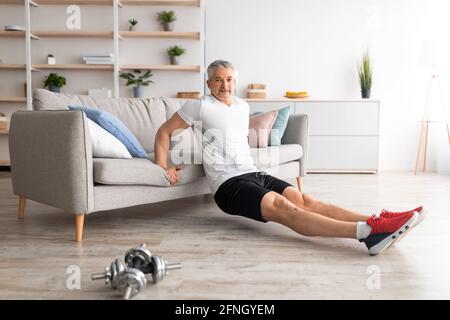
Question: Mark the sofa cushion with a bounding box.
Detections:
[69,106,148,158]
[248,110,278,148]
[93,144,302,186]
[93,158,205,186]
[269,106,291,146]
[33,89,171,153]
[250,144,303,169]
[86,118,132,159]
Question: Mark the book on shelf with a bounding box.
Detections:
[84,60,114,65]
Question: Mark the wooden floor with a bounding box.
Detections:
[1,171,449,300]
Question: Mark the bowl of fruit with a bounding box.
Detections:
[285,91,310,99]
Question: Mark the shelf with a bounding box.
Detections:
[0,130,9,135]
[0,64,26,69]
[121,0,199,6]
[0,31,39,40]
[33,31,115,38]
[119,31,200,39]
[0,0,38,6]
[0,97,27,102]
[33,64,114,70]
[34,0,115,4]
[0,160,11,166]
[120,64,200,72]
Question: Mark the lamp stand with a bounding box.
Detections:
[415,69,450,175]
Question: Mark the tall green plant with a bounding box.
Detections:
[358,50,373,91]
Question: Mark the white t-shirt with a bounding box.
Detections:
[177,95,258,194]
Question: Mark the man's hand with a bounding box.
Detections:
[164,165,183,186]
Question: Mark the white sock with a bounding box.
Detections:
[356,222,372,240]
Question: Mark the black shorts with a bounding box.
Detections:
[213,171,293,223]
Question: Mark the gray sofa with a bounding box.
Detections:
[9,89,309,242]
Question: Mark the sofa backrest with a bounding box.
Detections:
[33,88,186,153]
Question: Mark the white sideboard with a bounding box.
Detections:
[248,99,380,173]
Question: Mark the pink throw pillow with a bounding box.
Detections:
[248,110,278,148]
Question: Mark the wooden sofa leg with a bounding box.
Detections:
[75,214,85,242]
[18,196,26,220]
[296,177,302,193]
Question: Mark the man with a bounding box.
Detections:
[154,60,425,256]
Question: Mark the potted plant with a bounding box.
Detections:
[119,69,153,98]
[128,18,138,31]
[167,45,186,65]
[47,54,56,65]
[43,73,66,93]
[157,10,177,31]
[358,50,373,99]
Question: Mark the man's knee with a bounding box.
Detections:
[283,187,315,209]
[261,192,291,223]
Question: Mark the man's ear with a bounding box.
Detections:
[206,79,211,89]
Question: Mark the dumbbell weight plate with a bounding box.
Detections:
[116,268,147,300]
[124,244,152,269]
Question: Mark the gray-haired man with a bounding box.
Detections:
[154,60,424,255]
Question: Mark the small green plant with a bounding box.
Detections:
[119,69,153,87]
[157,10,177,24]
[128,18,138,26]
[167,45,186,57]
[358,50,373,92]
[43,73,66,89]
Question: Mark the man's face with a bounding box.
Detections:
[207,67,236,102]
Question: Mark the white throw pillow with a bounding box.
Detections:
[86,118,132,159]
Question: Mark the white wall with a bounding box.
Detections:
[205,0,450,172]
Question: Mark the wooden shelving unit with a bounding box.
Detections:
[120,64,201,72]
[0,97,27,102]
[0,130,9,135]
[119,31,200,39]
[0,160,11,166]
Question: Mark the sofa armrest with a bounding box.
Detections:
[9,110,94,214]
[281,113,309,176]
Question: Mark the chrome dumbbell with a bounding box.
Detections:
[138,255,182,284]
[124,243,182,284]
[124,243,153,271]
[91,258,126,289]
[115,268,147,300]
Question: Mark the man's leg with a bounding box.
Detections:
[282,186,369,222]
[261,191,357,238]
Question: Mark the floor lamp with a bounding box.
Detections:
[415,66,450,175]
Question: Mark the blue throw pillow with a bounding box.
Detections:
[269,106,291,146]
[69,106,148,158]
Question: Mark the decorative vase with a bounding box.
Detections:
[133,86,143,98]
[361,88,371,99]
[163,22,173,31]
[169,55,180,65]
[49,86,60,93]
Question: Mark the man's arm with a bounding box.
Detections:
[154,112,190,185]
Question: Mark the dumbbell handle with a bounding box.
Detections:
[140,262,182,274]
[91,272,110,280]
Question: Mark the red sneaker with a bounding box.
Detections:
[380,206,426,229]
[360,211,419,256]
[379,207,426,248]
